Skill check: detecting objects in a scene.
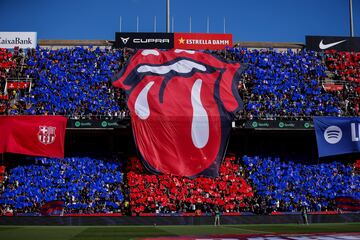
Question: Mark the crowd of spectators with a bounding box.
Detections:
[1,46,360,120]
[324,50,360,115]
[325,50,360,83]
[0,155,358,216]
[23,47,128,118]
[0,48,16,114]
[0,47,34,115]
[126,156,254,215]
[226,48,351,119]
[0,157,124,215]
[243,156,360,214]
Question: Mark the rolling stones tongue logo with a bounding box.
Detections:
[113,49,243,177]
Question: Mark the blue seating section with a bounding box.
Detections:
[0,157,124,212]
[243,156,360,211]
[24,47,123,116]
[232,48,342,118]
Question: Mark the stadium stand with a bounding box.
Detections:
[324,50,360,115]
[126,156,254,215]
[1,46,360,119]
[325,50,360,83]
[0,157,124,215]
[23,47,127,118]
[0,48,15,114]
[243,156,360,213]
[2,154,357,216]
[0,46,359,217]
[230,48,349,119]
[0,47,33,115]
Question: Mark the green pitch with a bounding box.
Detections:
[0,223,359,240]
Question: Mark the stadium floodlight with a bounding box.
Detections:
[173,17,175,32]
[189,16,192,33]
[223,17,226,34]
[166,0,170,33]
[349,0,354,37]
[154,16,157,32]
[207,16,209,33]
[136,16,139,32]
[119,16,122,32]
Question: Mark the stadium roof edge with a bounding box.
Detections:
[235,41,304,49]
[38,39,114,46]
[38,39,305,49]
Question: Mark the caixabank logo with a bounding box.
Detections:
[112,49,243,177]
[0,32,37,49]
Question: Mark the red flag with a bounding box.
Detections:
[41,200,65,216]
[0,116,67,158]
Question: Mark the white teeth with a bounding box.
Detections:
[141,50,160,56]
[134,81,154,120]
[175,49,195,54]
[191,79,209,149]
[137,59,206,75]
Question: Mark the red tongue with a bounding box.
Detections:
[127,72,222,177]
[112,49,244,177]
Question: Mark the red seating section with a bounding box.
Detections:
[325,50,360,83]
[0,48,16,114]
[127,156,254,214]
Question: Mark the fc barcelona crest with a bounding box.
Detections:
[38,126,56,145]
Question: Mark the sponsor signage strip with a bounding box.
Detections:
[115,32,174,49]
[174,33,232,50]
[314,117,360,157]
[243,120,314,129]
[115,32,233,50]
[0,32,37,49]
[68,120,316,130]
[306,36,360,52]
[67,119,129,128]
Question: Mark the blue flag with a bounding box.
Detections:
[314,117,360,157]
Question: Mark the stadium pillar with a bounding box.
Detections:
[349,0,354,37]
[166,0,170,33]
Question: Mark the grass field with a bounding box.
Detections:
[0,223,359,240]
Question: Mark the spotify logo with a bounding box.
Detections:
[324,126,342,144]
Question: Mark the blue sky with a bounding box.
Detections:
[0,0,359,42]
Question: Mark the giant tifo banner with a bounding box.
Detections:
[174,33,232,50]
[113,49,243,177]
[314,117,360,157]
[0,32,37,49]
[0,116,67,158]
[306,36,360,52]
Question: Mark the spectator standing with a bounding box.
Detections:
[214,207,221,226]
[302,206,309,225]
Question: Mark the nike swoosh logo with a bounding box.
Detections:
[319,40,346,50]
